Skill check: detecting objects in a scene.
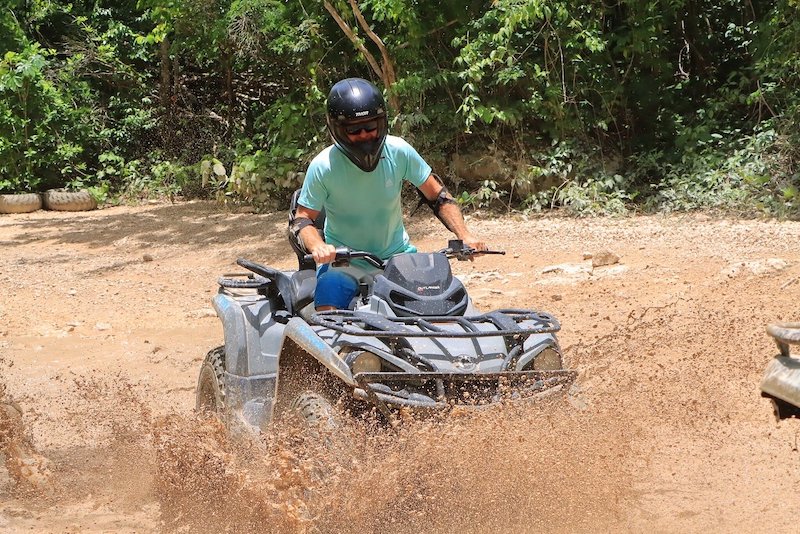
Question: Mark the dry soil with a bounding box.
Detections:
[1,202,799,533]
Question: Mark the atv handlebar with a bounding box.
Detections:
[439,239,505,261]
[302,240,504,268]
[302,248,385,268]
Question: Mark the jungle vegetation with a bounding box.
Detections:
[2,0,800,216]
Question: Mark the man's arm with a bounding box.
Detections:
[295,205,337,264]
[418,175,487,252]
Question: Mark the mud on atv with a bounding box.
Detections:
[196,200,575,432]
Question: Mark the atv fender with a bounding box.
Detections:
[212,294,249,375]
[212,293,284,433]
[271,318,357,421]
[279,318,356,385]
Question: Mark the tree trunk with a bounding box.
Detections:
[347,0,399,112]
[160,37,172,111]
[221,44,234,135]
[323,0,400,113]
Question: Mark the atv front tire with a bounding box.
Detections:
[196,346,225,417]
[288,391,339,430]
[767,395,800,421]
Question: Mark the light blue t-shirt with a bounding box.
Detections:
[298,135,432,260]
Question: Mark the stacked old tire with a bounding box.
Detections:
[41,189,97,211]
[0,190,97,214]
[0,193,42,214]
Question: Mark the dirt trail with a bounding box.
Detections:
[1,202,799,533]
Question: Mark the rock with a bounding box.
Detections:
[551,294,563,301]
[591,251,620,268]
[189,308,217,319]
[541,263,591,276]
[95,322,112,331]
[142,254,154,262]
[721,258,789,277]
[451,152,505,183]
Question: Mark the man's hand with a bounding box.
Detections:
[295,205,337,264]
[461,234,488,256]
[311,242,338,265]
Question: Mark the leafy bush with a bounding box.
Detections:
[0,44,100,192]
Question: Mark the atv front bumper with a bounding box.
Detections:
[761,357,800,410]
[760,323,800,417]
[352,369,576,419]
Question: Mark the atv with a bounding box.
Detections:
[761,323,800,420]
[196,193,575,433]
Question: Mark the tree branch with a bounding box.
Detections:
[323,1,384,81]
[347,0,398,111]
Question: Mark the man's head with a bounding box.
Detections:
[326,78,388,172]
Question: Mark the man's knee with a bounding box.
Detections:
[315,267,359,309]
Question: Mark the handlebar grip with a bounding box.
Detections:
[302,247,352,265]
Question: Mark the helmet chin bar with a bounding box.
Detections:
[328,117,388,172]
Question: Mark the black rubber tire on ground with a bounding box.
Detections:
[196,346,226,417]
[288,390,340,430]
[0,193,42,214]
[768,396,800,421]
[42,189,97,211]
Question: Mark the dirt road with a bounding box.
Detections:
[1,202,799,533]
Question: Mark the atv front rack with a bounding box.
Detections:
[353,369,577,419]
[309,309,560,338]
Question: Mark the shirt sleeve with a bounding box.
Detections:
[298,155,328,212]
[397,138,432,187]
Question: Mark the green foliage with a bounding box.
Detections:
[0,43,100,192]
[1,0,800,217]
[456,180,507,210]
[640,126,797,215]
[520,140,634,216]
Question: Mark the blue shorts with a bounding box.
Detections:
[314,263,360,309]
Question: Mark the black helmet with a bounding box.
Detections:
[326,78,388,172]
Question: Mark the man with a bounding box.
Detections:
[291,77,486,310]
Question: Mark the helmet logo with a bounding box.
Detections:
[355,110,369,117]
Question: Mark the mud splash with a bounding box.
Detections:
[1,367,631,532]
[153,397,631,533]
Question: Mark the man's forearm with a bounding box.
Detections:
[299,225,325,251]
[436,202,472,240]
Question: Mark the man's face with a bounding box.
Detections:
[343,118,379,143]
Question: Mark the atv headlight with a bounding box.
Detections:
[351,351,383,375]
[530,347,563,371]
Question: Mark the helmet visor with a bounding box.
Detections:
[344,120,379,135]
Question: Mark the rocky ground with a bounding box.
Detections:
[1,201,799,533]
